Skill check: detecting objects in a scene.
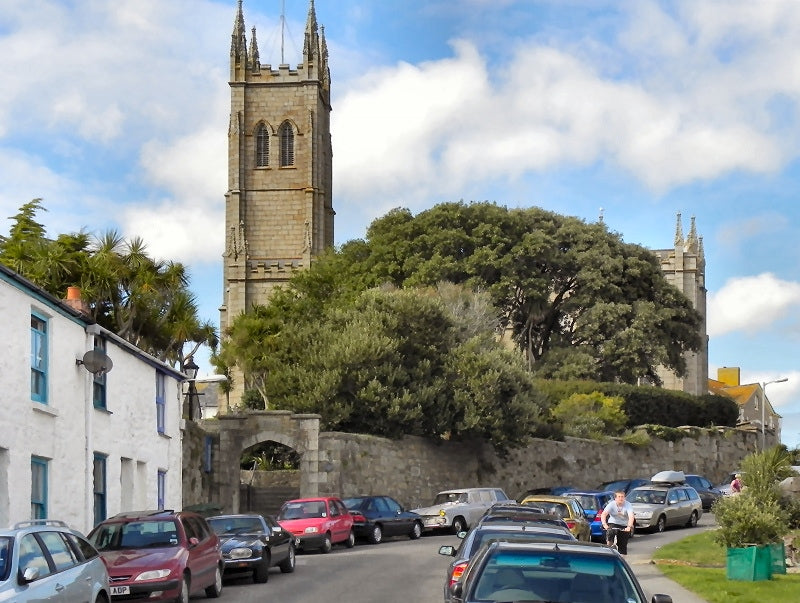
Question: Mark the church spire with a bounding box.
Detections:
[303,0,320,68]
[686,215,699,253]
[320,25,330,91]
[249,26,260,72]
[674,213,684,247]
[230,0,247,80]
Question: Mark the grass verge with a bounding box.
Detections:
[652,530,800,603]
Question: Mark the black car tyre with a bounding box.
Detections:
[253,552,270,583]
[279,543,296,573]
[409,521,422,540]
[686,510,699,528]
[344,529,355,548]
[320,534,333,554]
[176,575,190,603]
[654,515,666,533]
[451,517,466,535]
[205,565,223,598]
[368,524,383,544]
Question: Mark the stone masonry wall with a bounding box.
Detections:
[316,428,758,511]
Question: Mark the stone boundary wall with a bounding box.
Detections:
[316,428,759,510]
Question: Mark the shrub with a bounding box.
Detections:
[713,492,788,548]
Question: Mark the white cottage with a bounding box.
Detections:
[0,264,185,534]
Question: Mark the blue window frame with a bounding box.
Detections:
[157,470,166,510]
[93,337,107,409]
[93,454,107,524]
[31,457,48,519]
[30,314,48,403]
[156,372,166,434]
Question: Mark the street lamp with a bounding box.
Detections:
[761,377,788,450]
[182,356,200,420]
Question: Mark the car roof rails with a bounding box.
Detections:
[110,510,174,519]
[13,519,69,529]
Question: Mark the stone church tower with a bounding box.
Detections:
[653,214,708,395]
[220,0,334,410]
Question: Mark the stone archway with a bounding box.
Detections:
[210,410,321,514]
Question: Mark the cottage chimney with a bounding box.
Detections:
[64,286,90,315]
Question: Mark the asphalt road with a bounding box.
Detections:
[210,516,716,602]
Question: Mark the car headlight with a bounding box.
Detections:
[439,509,446,517]
[304,526,319,534]
[136,569,171,581]
[229,547,254,559]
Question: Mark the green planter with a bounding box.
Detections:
[726,545,772,581]
[768,542,787,575]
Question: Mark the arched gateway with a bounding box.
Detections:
[199,410,321,514]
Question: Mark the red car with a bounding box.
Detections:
[87,509,223,602]
[276,497,355,553]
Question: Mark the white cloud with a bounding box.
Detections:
[707,273,800,337]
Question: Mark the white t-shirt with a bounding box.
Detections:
[603,499,633,527]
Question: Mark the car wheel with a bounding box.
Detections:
[95,594,109,603]
[320,534,333,554]
[253,551,270,583]
[409,521,422,540]
[686,510,699,528]
[176,575,190,603]
[204,565,222,598]
[654,515,666,533]
[279,543,296,573]
[451,517,466,535]
[368,524,383,544]
[344,529,355,548]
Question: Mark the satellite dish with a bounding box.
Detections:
[77,349,113,376]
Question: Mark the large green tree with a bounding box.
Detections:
[0,199,216,365]
[334,202,702,385]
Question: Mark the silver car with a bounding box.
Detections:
[0,519,110,602]
[627,483,703,533]
[411,488,513,534]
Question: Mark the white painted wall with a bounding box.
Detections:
[0,268,184,535]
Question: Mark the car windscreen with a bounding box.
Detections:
[342,498,366,511]
[628,489,666,505]
[207,517,264,535]
[89,520,179,550]
[0,536,10,581]
[278,501,327,520]
[433,492,467,505]
[472,549,644,603]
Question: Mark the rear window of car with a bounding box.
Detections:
[470,530,573,555]
[531,502,569,518]
[570,495,597,511]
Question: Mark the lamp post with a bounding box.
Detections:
[182,356,199,420]
[761,377,788,450]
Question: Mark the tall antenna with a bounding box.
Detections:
[280,0,286,64]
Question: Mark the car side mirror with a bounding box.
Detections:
[20,566,40,583]
[438,545,456,557]
[652,595,673,603]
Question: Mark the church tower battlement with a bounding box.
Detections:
[221,0,334,410]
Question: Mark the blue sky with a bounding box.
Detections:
[1,0,799,446]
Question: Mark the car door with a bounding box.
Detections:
[182,517,218,590]
[16,532,63,602]
[264,515,290,565]
[381,497,412,536]
[37,530,93,603]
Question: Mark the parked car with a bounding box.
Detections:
[565,490,616,542]
[516,486,577,501]
[0,519,110,602]
[342,495,423,543]
[206,513,295,583]
[477,503,571,530]
[438,519,575,601]
[411,488,513,534]
[595,478,650,494]
[276,497,355,553]
[684,474,723,510]
[518,494,592,541]
[627,471,703,533]
[447,540,673,603]
[87,509,223,602]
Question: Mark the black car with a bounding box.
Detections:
[449,540,673,603]
[438,519,575,602]
[684,474,722,510]
[477,503,571,530]
[342,495,423,544]
[516,486,577,501]
[207,514,295,583]
[595,478,650,494]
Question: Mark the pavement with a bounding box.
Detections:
[627,552,708,602]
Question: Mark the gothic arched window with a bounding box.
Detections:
[255,123,269,167]
[279,121,294,167]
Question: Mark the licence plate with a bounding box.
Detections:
[110,585,130,596]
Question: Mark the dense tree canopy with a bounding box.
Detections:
[0,199,216,366]
[334,202,702,385]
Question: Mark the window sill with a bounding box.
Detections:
[94,407,113,415]
[32,402,57,417]
[158,431,172,440]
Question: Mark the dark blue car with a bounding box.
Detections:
[565,490,615,542]
[342,495,423,544]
